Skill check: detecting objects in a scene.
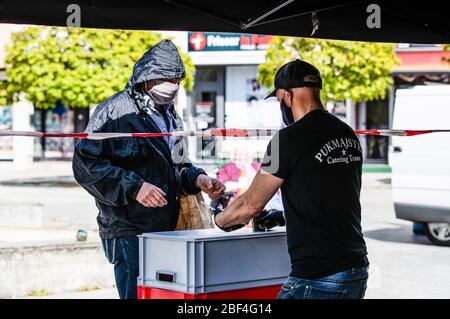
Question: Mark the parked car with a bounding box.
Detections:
[389,84,450,246]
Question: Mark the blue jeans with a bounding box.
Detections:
[277,267,369,299]
[101,236,139,299]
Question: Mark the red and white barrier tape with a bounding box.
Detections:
[356,129,450,136]
[1,129,450,140]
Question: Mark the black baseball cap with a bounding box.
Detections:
[265,59,322,99]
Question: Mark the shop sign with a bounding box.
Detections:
[188,32,272,52]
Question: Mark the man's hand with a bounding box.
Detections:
[195,174,225,200]
[136,182,168,208]
[254,209,286,231]
[212,205,245,232]
[213,170,284,229]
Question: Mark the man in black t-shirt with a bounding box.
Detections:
[215,59,369,299]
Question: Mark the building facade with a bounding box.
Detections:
[1,25,450,166]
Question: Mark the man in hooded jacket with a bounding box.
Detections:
[72,40,225,299]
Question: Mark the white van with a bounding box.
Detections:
[389,84,450,246]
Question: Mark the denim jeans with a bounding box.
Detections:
[277,266,369,299]
[101,236,139,299]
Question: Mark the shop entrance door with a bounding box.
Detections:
[365,98,389,163]
[192,67,225,160]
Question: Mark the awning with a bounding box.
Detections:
[394,50,450,73]
[0,1,449,43]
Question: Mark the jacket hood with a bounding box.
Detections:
[127,39,186,90]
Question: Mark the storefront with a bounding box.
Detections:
[353,44,450,164]
[184,32,282,163]
[0,105,12,160]
[31,106,89,159]
[2,25,449,165]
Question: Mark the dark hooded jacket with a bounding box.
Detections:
[72,40,206,239]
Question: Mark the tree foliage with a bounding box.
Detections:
[0,81,7,106]
[1,27,195,109]
[444,44,450,64]
[258,37,399,102]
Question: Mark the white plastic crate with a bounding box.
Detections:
[138,228,290,294]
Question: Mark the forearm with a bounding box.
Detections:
[215,170,284,229]
[215,192,262,228]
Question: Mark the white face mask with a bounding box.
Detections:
[146,80,179,105]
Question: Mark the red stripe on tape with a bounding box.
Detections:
[356,130,381,135]
[131,133,171,137]
[43,133,89,138]
[404,130,433,136]
[210,128,250,137]
[2,129,450,140]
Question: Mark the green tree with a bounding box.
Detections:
[0,80,7,106]
[1,26,195,110]
[258,37,399,102]
[444,44,450,64]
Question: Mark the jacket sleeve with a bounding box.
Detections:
[180,161,207,195]
[72,137,145,207]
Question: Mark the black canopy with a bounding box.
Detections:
[0,1,449,43]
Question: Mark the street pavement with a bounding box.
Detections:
[1,161,449,299]
[360,173,450,299]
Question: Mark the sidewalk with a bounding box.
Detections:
[0,160,74,182]
[0,160,98,231]
[0,160,218,183]
[0,227,100,248]
[22,287,118,299]
[2,160,420,300]
[0,160,391,246]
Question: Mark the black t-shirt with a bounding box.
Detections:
[261,109,368,279]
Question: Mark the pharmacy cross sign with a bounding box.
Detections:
[189,32,207,51]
